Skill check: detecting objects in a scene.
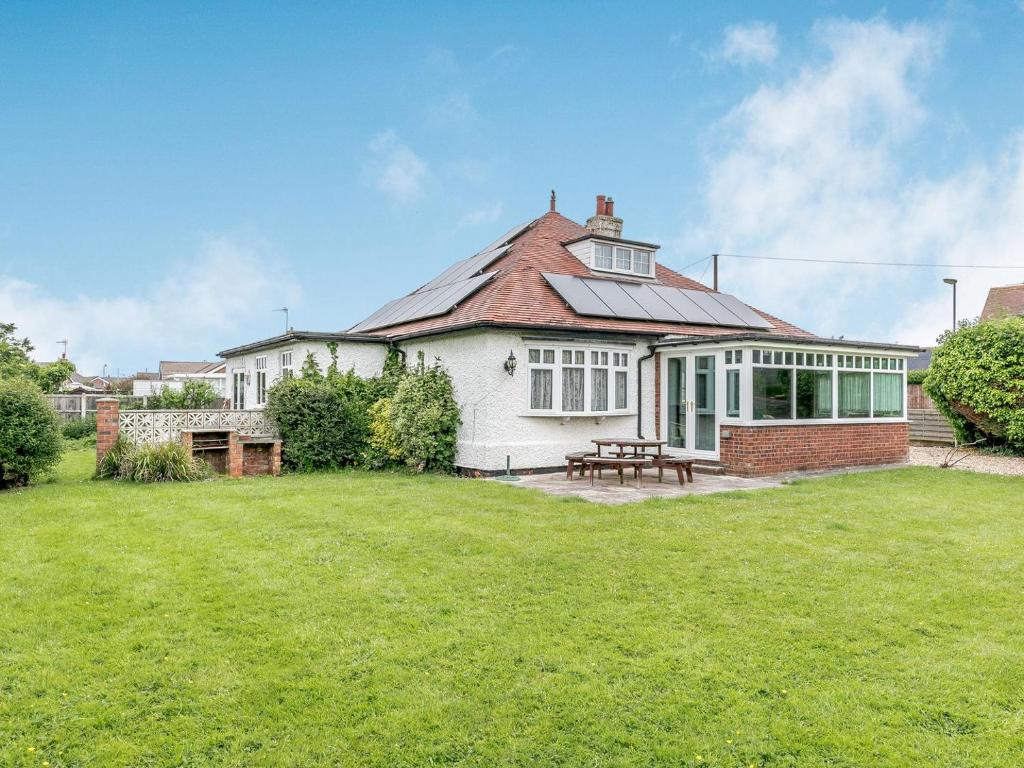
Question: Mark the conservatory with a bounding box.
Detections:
[653,334,920,476]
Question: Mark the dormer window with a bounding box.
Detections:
[563,232,659,278]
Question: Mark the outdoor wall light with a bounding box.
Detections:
[503,350,517,376]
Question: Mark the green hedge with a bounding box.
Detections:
[265,348,461,473]
[924,316,1024,450]
[906,369,928,386]
[0,378,63,489]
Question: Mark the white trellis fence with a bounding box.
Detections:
[118,410,276,445]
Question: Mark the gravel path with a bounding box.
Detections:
[908,445,1024,477]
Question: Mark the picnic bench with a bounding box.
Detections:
[580,456,651,488]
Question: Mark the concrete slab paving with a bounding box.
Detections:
[488,462,910,505]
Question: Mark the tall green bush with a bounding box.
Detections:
[0,378,63,489]
[389,353,461,472]
[924,316,1024,450]
[265,357,373,471]
[127,380,221,410]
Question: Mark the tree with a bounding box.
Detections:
[0,322,35,380]
[924,316,1024,451]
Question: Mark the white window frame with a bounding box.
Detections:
[232,369,246,410]
[587,239,657,278]
[255,355,268,406]
[524,344,633,417]
[280,350,294,380]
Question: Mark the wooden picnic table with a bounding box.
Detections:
[581,456,651,488]
[592,437,668,458]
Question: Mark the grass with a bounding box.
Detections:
[2,450,1024,766]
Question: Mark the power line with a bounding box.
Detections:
[679,255,713,272]
[712,253,1024,269]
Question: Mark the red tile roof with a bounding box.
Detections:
[356,211,810,339]
[981,284,1024,321]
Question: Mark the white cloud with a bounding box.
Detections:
[719,22,779,65]
[0,237,300,375]
[366,131,429,204]
[429,91,478,127]
[456,202,504,230]
[686,18,1024,346]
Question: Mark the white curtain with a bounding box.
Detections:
[562,368,584,411]
[873,373,902,416]
[591,368,608,411]
[615,371,627,409]
[530,369,552,410]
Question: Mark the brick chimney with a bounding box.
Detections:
[585,194,623,239]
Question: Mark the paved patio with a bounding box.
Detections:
[490,462,909,505]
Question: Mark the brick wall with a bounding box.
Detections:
[719,422,909,476]
[242,443,282,476]
[95,398,120,470]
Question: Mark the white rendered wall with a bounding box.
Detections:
[400,329,658,472]
[224,340,388,410]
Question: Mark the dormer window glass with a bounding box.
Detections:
[615,247,632,271]
[634,250,651,275]
[594,243,613,270]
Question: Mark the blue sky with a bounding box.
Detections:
[2,1,1024,374]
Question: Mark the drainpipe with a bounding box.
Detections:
[636,345,657,438]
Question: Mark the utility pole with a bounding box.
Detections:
[712,254,719,292]
[56,339,68,359]
[943,278,958,332]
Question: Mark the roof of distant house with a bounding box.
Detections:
[158,360,225,378]
[980,283,1024,321]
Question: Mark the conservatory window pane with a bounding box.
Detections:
[753,350,761,364]
[727,369,741,417]
[796,370,833,419]
[530,369,552,410]
[796,352,804,366]
[753,368,792,420]
[773,351,784,365]
[873,373,902,417]
[838,372,871,418]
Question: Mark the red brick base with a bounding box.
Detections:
[719,422,909,476]
[95,398,120,470]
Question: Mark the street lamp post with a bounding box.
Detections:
[943,278,958,332]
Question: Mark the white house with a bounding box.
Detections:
[132,361,227,397]
[219,194,916,476]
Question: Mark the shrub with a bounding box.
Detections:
[265,362,373,471]
[906,369,928,386]
[138,380,221,410]
[363,397,403,469]
[924,316,1024,451]
[389,354,461,473]
[98,436,209,482]
[62,414,97,439]
[0,378,63,489]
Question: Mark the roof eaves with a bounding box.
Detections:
[218,331,386,358]
[651,332,923,353]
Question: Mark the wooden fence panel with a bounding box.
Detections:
[909,408,955,445]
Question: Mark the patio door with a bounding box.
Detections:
[665,353,719,458]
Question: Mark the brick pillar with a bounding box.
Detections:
[227,432,243,478]
[270,441,282,476]
[95,398,120,470]
[180,431,193,453]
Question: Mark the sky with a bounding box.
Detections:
[2,1,1024,374]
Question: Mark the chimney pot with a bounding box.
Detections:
[605,197,614,216]
[596,195,606,216]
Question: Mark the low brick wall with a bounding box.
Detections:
[241,441,282,476]
[719,422,909,476]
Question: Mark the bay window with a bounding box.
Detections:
[527,346,630,415]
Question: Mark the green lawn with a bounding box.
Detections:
[2,450,1023,767]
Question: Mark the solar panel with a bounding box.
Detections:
[543,273,771,330]
[476,220,533,256]
[541,273,613,316]
[582,279,652,320]
[350,272,496,332]
[419,244,511,292]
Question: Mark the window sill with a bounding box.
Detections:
[521,411,636,424]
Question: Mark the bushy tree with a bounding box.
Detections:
[924,316,1024,450]
[0,322,76,392]
[388,353,461,472]
[0,378,63,489]
[265,357,373,471]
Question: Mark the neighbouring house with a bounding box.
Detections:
[219,194,917,476]
[980,283,1024,320]
[132,360,227,397]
